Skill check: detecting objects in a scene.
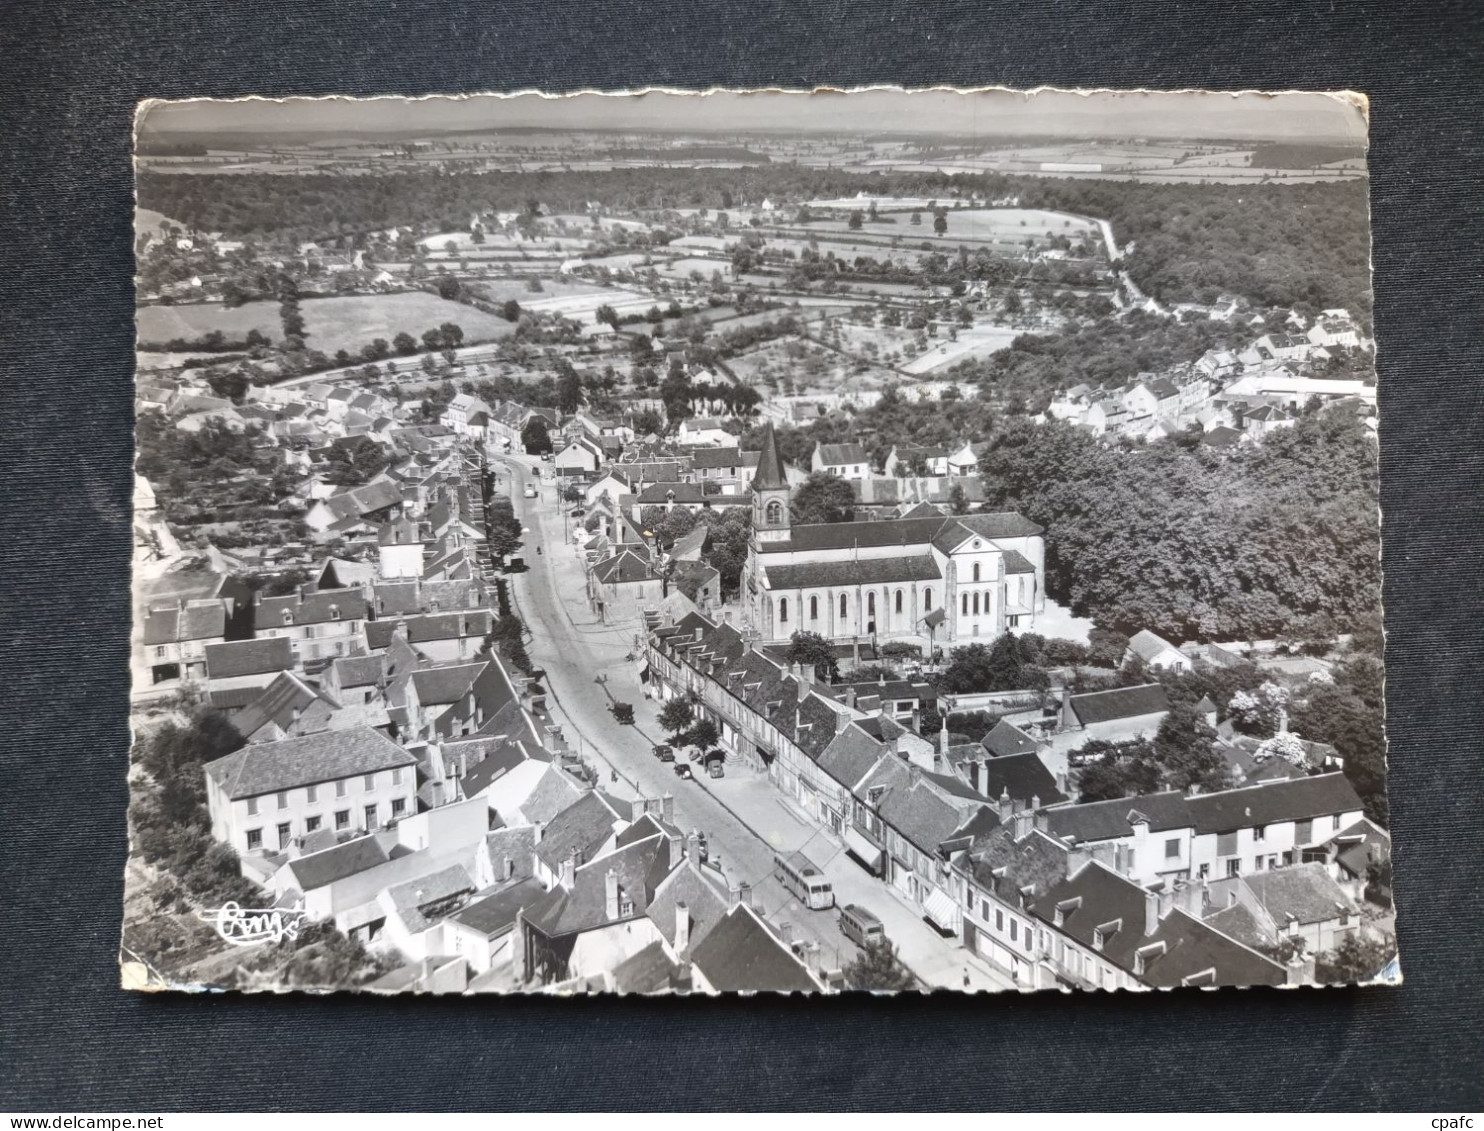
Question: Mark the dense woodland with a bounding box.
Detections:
[138,167,1371,316]
[977,406,1382,644]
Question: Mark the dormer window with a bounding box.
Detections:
[330,605,341,621]
[282,610,293,625]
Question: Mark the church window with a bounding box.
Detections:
[972,562,982,583]
[867,593,876,617]
[895,589,904,614]
[924,589,933,609]
[778,598,788,624]
[809,596,818,621]
[973,593,981,616]
[765,500,783,525]
[962,593,969,615]
[839,593,848,619]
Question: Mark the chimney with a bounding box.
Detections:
[939,714,950,760]
[686,831,700,861]
[834,707,850,735]
[1144,889,1161,937]
[674,901,691,954]
[968,760,980,794]
[998,786,1012,822]
[511,909,529,984]
[560,851,577,889]
[661,792,675,825]
[878,670,886,688]
[1055,771,1069,795]
[1013,807,1033,841]
[844,686,856,711]
[604,869,621,921]
[727,879,743,908]
[253,590,263,607]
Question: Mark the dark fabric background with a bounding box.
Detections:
[2,0,1480,1112]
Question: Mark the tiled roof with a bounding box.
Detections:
[410,662,486,706]
[1236,864,1358,926]
[285,833,392,890]
[204,637,293,679]
[592,550,654,585]
[1043,791,1194,844]
[763,555,940,591]
[254,587,368,629]
[205,726,415,799]
[1139,908,1286,988]
[365,610,492,649]
[815,442,868,466]
[611,940,684,994]
[1066,683,1171,725]
[646,862,731,951]
[231,672,327,739]
[1187,773,1362,835]
[763,511,1041,556]
[532,792,621,870]
[973,751,1067,808]
[331,654,385,689]
[525,834,672,938]
[816,725,889,790]
[981,719,1039,758]
[690,905,820,993]
[750,423,789,490]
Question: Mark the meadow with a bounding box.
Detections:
[136,291,516,356]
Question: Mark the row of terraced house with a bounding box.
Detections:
[645,611,1383,991]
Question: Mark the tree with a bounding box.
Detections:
[947,481,968,516]
[791,472,856,525]
[556,364,583,415]
[684,717,720,751]
[521,416,554,455]
[848,211,863,231]
[490,613,532,673]
[439,321,465,348]
[786,631,839,684]
[594,304,620,330]
[938,634,1049,695]
[910,211,922,226]
[486,497,523,560]
[501,299,522,323]
[933,210,948,236]
[322,435,391,487]
[658,697,695,738]
[1151,702,1228,792]
[1315,934,1394,984]
[844,939,916,991]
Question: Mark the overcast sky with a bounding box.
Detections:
[141,87,1366,143]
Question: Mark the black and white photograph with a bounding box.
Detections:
[125,86,1395,997]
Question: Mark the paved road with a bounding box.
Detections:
[494,454,865,979]
[492,453,1016,992]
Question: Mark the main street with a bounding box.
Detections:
[491,452,1016,992]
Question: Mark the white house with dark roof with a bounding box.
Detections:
[140,597,228,684]
[1122,629,1188,672]
[810,441,870,480]
[204,726,418,856]
[252,584,368,664]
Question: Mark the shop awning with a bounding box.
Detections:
[844,827,884,874]
[923,886,958,932]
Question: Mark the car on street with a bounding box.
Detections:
[652,743,675,762]
[673,763,693,781]
[523,484,537,498]
[569,507,586,517]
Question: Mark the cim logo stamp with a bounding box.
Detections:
[198,902,307,947]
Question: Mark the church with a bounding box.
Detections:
[744,424,1047,650]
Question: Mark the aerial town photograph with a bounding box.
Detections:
[124,87,1394,997]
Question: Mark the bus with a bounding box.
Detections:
[774,851,835,910]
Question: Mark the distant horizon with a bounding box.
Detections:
[139,87,1368,146]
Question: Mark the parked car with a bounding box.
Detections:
[673,763,693,781]
[523,484,538,499]
[569,507,586,517]
[652,743,675,763]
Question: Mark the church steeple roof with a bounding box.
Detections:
[751,422,789,491]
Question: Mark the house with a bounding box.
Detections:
[1122,629,1188,672]
[1201,425,1245,451]
[443,877,549,977]
[140,598,227,684]
[676,417,732,447]
[252,585,369,665]
[689,904,826,993]
[304,479,404,536]
[1060,684,1171,743]
[685,446,747,484]
[554,437,603,476]
[377,518,426,579]
[1240,404,1298,439]
[440,394,492,438]
[517,830,674,986]
[1196,349,1240,381]
[1203,863,1361,956]
[204,726,419,856]
[884,444,949,478]
[203,638,296,712]
[810,442,870,480]
[1041,773,1366,888]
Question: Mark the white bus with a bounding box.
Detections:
[774,852,835,910]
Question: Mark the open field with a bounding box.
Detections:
[800,208,1097,243]
[898,324,1022,374]
[468,277,615,305]
[136,292,517,355]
